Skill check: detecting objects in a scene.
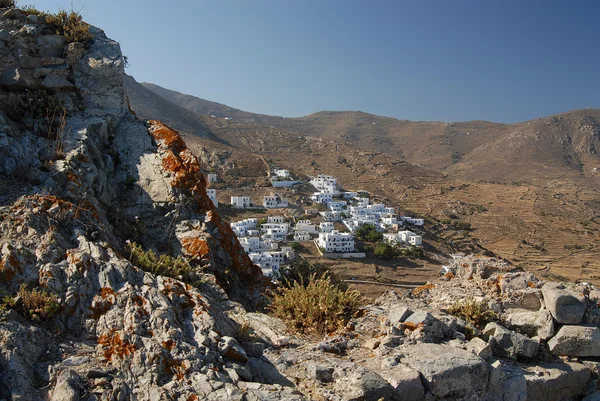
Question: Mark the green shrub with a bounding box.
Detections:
[127,242,201,286]
[270,274,361,334]
[45,9,92,43]
[445,297,496,328]
[355,224,383,242]
[374,241,395,260]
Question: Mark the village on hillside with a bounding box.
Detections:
[206,169,426,277]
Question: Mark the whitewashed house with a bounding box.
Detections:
[239,237,261,253]
[207,173,218,183]
[294,231,312,242]
[206,189,218,207]
[230,218,257,236]
[401,216,425,226]
[310,175,339,195]
[320,222,334,233]
[231,196,251,208]
[328,200,347,211]
[398,230,423,246]
[273,169,291,178]
[367,204,386,214]
[343,191,358,199]
[263,195,288,209]
[295,220,317,234]
[280,246,295,260]
[317,230,355,253]
[320,211,342,222]
[384,233,399,243]
[311,192,333,204]
[355,197,369,207]
[381,214,398,227]
[268,216,285,224]
[305,208,319,216]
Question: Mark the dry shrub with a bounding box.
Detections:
[13,284,61,320]
[45,9,92,43]
[445,297,496,328]
[270,274,362,335]
[127,242,201,286]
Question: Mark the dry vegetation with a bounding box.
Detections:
[127,242,202,286]
[445,297,496,328]
[2,284,61,321]
[270,274,362,335]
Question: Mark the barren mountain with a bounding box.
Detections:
[141,83,600,186]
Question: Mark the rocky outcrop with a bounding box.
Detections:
[2,6,600,401]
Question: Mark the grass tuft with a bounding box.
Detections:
[445,297,496,328]
[127,242,202,286]
[45,8,92,43]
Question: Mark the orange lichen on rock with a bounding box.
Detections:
[412,283,436,296]
[97,328,137,362]
[403,321,423,331]
[0,254,21,282]
[181,237,210,259]
[101,287,116,299]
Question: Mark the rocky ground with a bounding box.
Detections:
[1,5,600,401]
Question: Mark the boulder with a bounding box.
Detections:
[542,282,586,324]
[241,341,265,358]
[486,359,527,401]
[465,337,493,360]
[404,310,455,342]
[37,35,67,58]
[483,322,539,359]
[218,336,248,363]
[388,305,412,324]
[548,325,600,357]
[397,343,488,399]
[41,74,74,90]
[502,288,543,311]
[334,369,394,401]
[523,362,591,401]
[50,370,81,401]
[379,366,424,401]
[0,67,36,89]
[503,308,554,340]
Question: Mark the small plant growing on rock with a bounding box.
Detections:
[127,242,201,286]
[270,274,362,335]
[445,297,496,328]
[10,284,61,321]
[45,8,92,43]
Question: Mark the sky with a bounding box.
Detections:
[33,0,600,123]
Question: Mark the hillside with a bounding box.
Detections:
[141,83,600,186]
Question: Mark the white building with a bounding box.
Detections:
[320,211,342,222]
[401,216,425,226]
[354,197,369,207]
[273,169,291,178]
[398,230,423,246]
[294,231,312,242]
[305,208,319,216]
[280,246,295,260]
[268,216,285,224]
[328,200,347,211]
[381,214,398,227]
[295,220,317,234]
[230,218,258,236]
[310,175,339,195]
[239,237,261,253]
[207,173,218,183]
[263,195,289,209]
[317,230,355,253]
[311,192,333,204]
[206,189,218,207]
[320,222,334,233]
[343,191,358,199]
[384,233,399,243]
[231,196,251,208]
[367,204,386,213]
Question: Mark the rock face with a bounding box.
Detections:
[548,325,600,357]
[397,343,489,399]
[2,7,600,401]
[542,282,586,324]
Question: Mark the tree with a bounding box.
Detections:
[374,242,395,260]
[355,224,383,242]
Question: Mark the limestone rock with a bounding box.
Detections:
[503,308,554,340]
[542,282,586,324]
[379,366,424,401]
[548,325,600,357]
[465,337,493,360]
[334,368,394,401]
[388,305,412,324]
[523,362,591,401]
[50,370,81,401]
[41,73,74,90]
[36,35,66,58]
[0,67,36,89]
[483,322,539,360]
[396,343,488,399]
[219,336,249,363]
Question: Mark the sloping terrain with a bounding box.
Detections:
[141,82,600,186]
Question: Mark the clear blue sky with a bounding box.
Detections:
[34,0,600,122]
